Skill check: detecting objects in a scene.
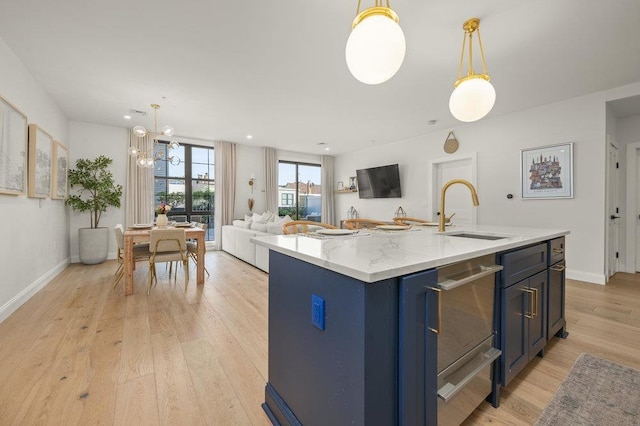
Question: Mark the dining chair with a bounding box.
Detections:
[343,219,388,230]
[113,224,151,289]
[392,217,434,225]
[393,215,454,226]
[148,228,189,294]
[282,220,338,235]
[187,223,209,276]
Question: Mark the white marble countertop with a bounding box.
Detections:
[251,224,570,283]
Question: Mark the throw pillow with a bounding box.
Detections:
[266,222,282,234]
[251,222,268,233]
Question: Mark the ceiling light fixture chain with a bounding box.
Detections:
[128,103,181,168]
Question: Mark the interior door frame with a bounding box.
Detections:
[606,139,620,279]
[625,141,640,272]
[426,153,478,224]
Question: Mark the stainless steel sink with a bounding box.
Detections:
[447,233,507,241]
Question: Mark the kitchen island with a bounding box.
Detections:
[252,225,569,426]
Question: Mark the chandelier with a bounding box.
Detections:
[449,18,496,122]
[345,0,406,85]
[128,104,181,168]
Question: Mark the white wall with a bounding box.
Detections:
[68,121,129,262]
[617,115,640,144]
[335,83,640,285]
[235,144,265,217]
[0,39,70,321]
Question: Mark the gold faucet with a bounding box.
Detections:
[439,179,479,232]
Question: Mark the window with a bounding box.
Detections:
[278,161,322,221]
[154,142,215,240]
[281,193,294,206]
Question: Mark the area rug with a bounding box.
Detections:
[536,353,640,425]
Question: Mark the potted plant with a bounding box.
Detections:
[66,155,123,264]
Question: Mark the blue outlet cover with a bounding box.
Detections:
[311,294,325,331]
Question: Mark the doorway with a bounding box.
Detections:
[625,142,640,273]
[427,154,477,225]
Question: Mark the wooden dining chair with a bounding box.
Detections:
[148,228,189,294]
[282,220,338,235]
[187,223,209,276]
[343,219,388,230]
[392,217,434,225]
[113,224,150,289]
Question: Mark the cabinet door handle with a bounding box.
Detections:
[531,287,538,318]
[523,288,535,318]
[550,264,566,272]
[552,248,564,254]
[428,287,442,334]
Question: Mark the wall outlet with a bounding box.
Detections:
[311,294,325,331]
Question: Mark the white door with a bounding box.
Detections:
[607,141,621,278]
[430,156,477,226]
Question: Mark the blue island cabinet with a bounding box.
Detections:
[263,251,439,425]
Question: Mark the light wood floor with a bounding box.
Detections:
[1,253,639,425]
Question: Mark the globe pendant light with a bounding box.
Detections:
[449,18,496,122]
[345,1,406,85]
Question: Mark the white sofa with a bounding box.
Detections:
[221,213,291,273]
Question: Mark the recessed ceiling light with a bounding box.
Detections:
[325,147,330,151]
[247,134,253,139]
[123,115,131,120]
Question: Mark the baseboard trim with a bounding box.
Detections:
[566,269,606,285]
[0,258,70,323]
[70,251,117,264]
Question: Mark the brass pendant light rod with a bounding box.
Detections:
[454,18,491,88]
[449,17,496,122]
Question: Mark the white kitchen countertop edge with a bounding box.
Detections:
[251,225,570,283]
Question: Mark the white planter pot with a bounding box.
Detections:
[78,227,110,265]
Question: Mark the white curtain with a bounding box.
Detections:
[125,130,154,226]
[263,147,278,213]
[213,141,236,250]
[321,155,335,225]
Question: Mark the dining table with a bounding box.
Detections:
[123,225,206,295]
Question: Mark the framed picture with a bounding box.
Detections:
[349,176,358,191]
[28,124,53,199]
[521,142,574,199]
[337,181,344,191]
[51,141,68,200]
[0,95,28,195]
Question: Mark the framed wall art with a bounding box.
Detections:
[521,142,574,199]
[28,124,53,199]
[0,95,28,195]
[51,141,68,200]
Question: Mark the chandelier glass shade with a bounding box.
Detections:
[449,18,496,122]
[345,1,406,85]
[128,104,180,168]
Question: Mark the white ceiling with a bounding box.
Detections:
[1,0,639,155]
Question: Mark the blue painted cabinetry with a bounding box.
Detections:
[263,251,401,426]
[547,237,568,339]
[499,244,548,386]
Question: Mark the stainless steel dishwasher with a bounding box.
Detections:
[434,254,502,426]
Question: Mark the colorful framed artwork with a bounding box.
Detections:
[521,142,574,199]
[51,141,68,200]
[0,95,28,195]
[28,124,53,198]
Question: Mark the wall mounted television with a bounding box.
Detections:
[356,163,402,199]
